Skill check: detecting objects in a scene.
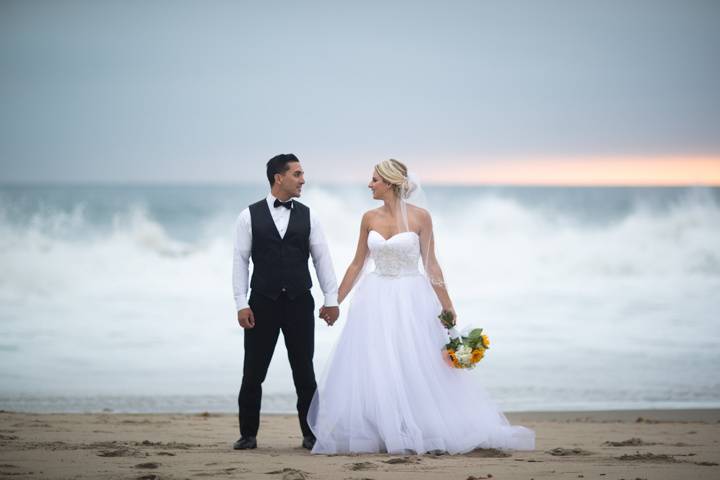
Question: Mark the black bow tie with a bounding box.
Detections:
[274,199,293,210]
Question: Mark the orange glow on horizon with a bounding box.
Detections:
[423,156,720,186]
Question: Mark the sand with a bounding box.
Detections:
[1,409,719,479]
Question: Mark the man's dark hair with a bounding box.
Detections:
[266,153,299,186]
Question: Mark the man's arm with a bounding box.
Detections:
[233,209,255,328]
[309,211,339,325]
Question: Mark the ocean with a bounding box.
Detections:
[1,184,719,413]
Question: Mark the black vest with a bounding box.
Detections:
[249,198,313,300]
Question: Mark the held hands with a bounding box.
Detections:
[237,307,255,329]
[319,306,340,326]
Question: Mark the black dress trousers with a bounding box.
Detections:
[238,290,316,438]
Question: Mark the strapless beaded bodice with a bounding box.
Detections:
[367,230,421,277]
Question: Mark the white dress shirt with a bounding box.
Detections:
[232,193,339,311]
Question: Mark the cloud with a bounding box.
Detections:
[1,1,719,183]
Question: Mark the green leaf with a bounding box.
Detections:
[468,328,484,340]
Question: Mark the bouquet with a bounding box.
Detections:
[439,310,490,369]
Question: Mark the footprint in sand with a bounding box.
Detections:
[97,447,143,457]
[468,448,511,458]
[603,438,656,447]
[546,447,593,456]
[134,440,195,449]
[615,452,678,463]
[282,472,307,480]
[0,464,34,476]
[265,467,309,480]
[347,462,378,471]
[383,456,422,464]
[134,462,162,469]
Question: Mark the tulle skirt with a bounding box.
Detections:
[307,271,535,455]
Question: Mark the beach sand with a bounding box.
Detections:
[1,409,718,479]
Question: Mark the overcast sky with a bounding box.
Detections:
[1,0,719,183]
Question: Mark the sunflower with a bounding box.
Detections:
[471,348,485,363]
[444,349,458,368]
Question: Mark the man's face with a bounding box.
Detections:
[276,161,305,198]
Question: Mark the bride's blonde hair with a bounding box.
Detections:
[375,159,414,199]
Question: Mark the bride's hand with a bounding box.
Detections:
[440,307,457,328]
[439,307,457,327]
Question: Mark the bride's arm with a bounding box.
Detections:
[418,210,455,322]
[337,212,371,304]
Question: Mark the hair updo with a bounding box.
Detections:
[375,159,415,199]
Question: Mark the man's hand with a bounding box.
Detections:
[319,306,340,326]
[237,307,255,329]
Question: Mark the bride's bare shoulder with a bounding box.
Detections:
[407,204,431,223]
[360,208,382,224]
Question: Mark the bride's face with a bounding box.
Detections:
[368,170,392,200]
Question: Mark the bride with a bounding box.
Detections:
[307,159,535,455]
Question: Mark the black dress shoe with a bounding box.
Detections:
[232,436,257,450]
[301,435,316,450]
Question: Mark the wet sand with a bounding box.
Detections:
[1,409,719,479]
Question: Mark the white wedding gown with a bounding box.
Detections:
[308,230,535,455]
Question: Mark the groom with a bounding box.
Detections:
[232,154,339,450]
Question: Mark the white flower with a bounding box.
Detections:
[456,345,473,363]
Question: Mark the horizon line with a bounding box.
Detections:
[1,179,719,188]
[3,155,719,187]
